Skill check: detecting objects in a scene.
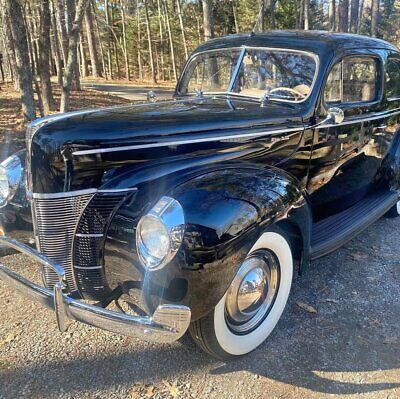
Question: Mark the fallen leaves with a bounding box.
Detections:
[0,332,17,348]
[163,380,181,398]
[129,379,191,399]
[349,252,368,261]
[295,301,317,313]
[322,298,339,304]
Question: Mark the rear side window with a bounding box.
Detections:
[385,59,400,100]
[325,57,378,104]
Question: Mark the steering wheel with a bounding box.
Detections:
[269,87,306,99]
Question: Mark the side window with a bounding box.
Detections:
[324,57,378,104]
[385,59,400,100]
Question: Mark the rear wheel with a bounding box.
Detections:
[189,230,293,360]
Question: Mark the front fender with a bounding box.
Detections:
[104,165,311,321]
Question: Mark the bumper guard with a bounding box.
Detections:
[0,236,191,343]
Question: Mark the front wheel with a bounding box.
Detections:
[189,230,293,360]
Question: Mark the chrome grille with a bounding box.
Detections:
[32,191,95,290]
[73,192,127,299]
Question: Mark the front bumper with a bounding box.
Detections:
[0,236,191,343]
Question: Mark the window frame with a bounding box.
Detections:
[385,55,400,102]
[323,54,383,109]
[176,46,320,103]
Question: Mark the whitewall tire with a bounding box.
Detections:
[189,230,293,360]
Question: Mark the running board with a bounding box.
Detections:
[311,190,398,260]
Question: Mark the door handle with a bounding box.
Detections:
[375,124,387,131]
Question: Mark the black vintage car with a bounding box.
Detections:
[1,31,400,360]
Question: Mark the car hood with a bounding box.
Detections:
[29,96,305,154]
[29,96,308,193]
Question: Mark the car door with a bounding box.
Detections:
[366,51,400,182]
[307,52,383,221]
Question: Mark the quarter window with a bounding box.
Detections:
[325,57,378,104]
[385,59,400,99]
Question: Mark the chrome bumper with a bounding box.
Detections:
[0,236,191,343]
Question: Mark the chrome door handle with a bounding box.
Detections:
[376,124,387,130]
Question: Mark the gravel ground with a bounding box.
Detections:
[0,215,399,399]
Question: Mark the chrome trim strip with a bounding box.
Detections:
[72,107,400,156]
[33,189,98,199]
[98,188,138,193]
[75,233,104,238]
[72,126,304,156]
[33,187,137,199]
[318,108,400,129]
[73,265,103,270]
[0,236,191,343]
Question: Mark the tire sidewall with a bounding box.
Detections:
[213,231,293,356]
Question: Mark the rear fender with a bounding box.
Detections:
[378,126,400,190]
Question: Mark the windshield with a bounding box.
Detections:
[178,47,317,102]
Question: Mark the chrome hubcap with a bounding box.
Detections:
[225,250,280,334]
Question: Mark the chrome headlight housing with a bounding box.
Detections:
[0,154,23,208]
[136,196,185,270]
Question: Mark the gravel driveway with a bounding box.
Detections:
[1,215,399,399]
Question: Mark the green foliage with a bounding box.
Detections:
[10,0,397,84]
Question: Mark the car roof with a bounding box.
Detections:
[193,30,398,57]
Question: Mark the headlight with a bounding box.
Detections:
[0,154,22,208]
[136,196,185,270]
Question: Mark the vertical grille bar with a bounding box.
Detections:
[32,192,95,290]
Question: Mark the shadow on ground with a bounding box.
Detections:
[1,217,399,397]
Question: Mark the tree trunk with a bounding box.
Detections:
[304,0,309,30]
[110,2,120,78]
[339,0,349,32]
[269,0,275,29]
[4,0,36,120]
[371,0,380,37]
[136,0,142,80]
[50,0,63,86]
[202,0,214,41]
[232,0,239,33]
[164,0,177,81]
[349,0,359,32]
[144,0,156,83]
[92,4,107,78]
[39,0,55,114]
[328,0,336,31]
[60,0,89,112]
[104,0,113,79]
[176,0,188,59]
[157,0,165,80]
[120,0,130,80]
[0,54,4,81]
[1,8,17,88]
[84,1,102,77]
[299,0,304,29]
[66,0,81,90]
[79,33,88,77]
[55,0,68,67]
[258,0,265,31]
[22,5,44,116]
[357,0,364,33]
